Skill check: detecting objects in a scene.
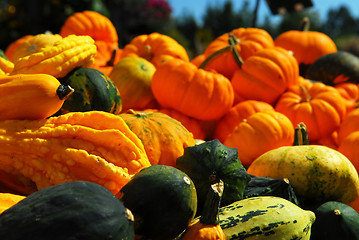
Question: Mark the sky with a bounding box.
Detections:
[167,0,359,25]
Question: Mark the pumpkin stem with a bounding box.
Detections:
[199,180,224,225]
[293,122,310,146]
[106,48,118,67]
[143,45,154,61]
[299,84,312,102]
[299,17,310,31]
[198,33,243,69]
[56,85,74,100]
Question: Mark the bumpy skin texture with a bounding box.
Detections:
[0,193,26,214]
[247,145,359,204]
[0,111,151,195]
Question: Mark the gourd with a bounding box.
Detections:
[55,67,122,115]
[203,27,274,79]
[181,181,226,240]
[151,58,234,121]
[243,174,300,206]
[120,109,196,167]
[118,165,198,240]
[10,33,97,78]
[218,196,315,240]
[109,56,157,112]
[176,139,251,211]
[310,201,359,240]
[0,50,14,75]
[0,111,151,195]
[305,51,359,86]
[0,73,74,120]
[0,181,135,240]
[4,34,33,61]
[247,123,359,204]
[0,193,26,214]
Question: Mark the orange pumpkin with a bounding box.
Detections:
[231,46,299,105]
[274,17,337,75]
[190,54,206,67]
[335,82,359,116]
[121,32,189,67]
[203,27,274,79]
[151,58,234,121]
[275,81,347,141]
[214,100,274,143]
[338,131,359,174]
[224,110,294,168]
[120,109,196,167]
[338,108,359,145]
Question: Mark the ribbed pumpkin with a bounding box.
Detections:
[275,81,347,142]
[4,35,33,61]
[109,56,157,112]
[203,27,274,79]
[10,34,97,78]
[231,46,299,105]
[121,32,189,67]
[60,10,121,75]
[335,82,359,116]
[338,108,359,145]
[224,110,294,168]
[214,100,274,143]
[151,58,234,121]
[120,109,196,167]
[338,131,359,175]
[274,17,337,75]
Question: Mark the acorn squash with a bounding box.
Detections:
[0,181,135,240]
[55,67,122,115]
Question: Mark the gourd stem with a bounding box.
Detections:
[228,33,244,68]
[293,122,310,146]
[199,180,224,225]
[106,48,118,67]
[299,84,312,102]
[198,46,231,69]
[299,17,310,31]
[56,85,74,100]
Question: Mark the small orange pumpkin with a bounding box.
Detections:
[119,109,196,167]
[335,82,359,116]
[224,110,294,168]
[275,81,347,141]
[151,58,234,121]
[214,100,274,143]
[338,108,359,145]
[203,27,274,79]
[231,46,299,105]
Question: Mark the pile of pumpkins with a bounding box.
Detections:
[1,10,359,239]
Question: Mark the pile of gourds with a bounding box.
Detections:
[1,10,359,240]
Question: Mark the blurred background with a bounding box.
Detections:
[1,0,359,59]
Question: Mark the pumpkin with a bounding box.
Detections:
[274,17,337,75]
[190,53,206,67]
[10,34,97,78]
[118,165,197,240]
[335,82,359,116]
[338,108,359,144]
[120,109,196,167]
[275,81,347,141]
[181,181,226,240]
[305,51,359,86]
[202,27,274,79]
[60,10,121,75]
[338,131,359,175]
[0,111,151,195]
[213,100,274,143]
[0,181,135,240]
[151,58,234,121]
[121,32,189,67]
[0,73,74,120]
[55,67,122,115]
[4,34,33,61]
[109,56,157,112]
[154,108,206,140]
[0,50,14,75]
[176,139,251,211]
[0,193,26,214]
[247,123,359,204]
[224,110,295,167]
[231,46,299,105]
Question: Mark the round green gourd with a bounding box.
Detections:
[310,201,359,240]
[0,181,135,240]
[118,164,197,240]
[176,139,251,210]
[305,51,359,86]
[55,67,122,115]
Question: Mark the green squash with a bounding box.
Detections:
[176,139,251,210]
[305,51,359,86]
[118,165,197,240]
[310,201,359,240]
[243,174,300,206]
[55,67,122,115]
[0,181,135,240]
